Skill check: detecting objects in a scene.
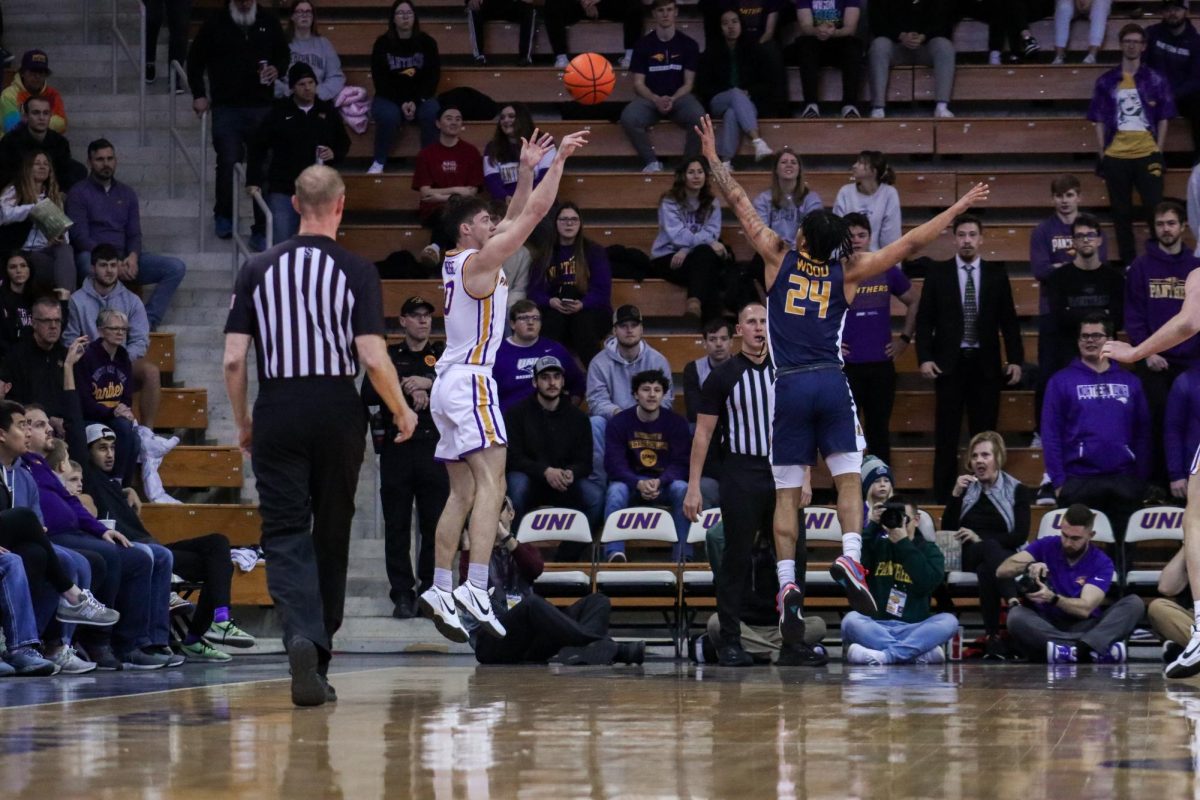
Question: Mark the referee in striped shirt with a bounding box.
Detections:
[224,165,417,707]
[684,303,824,668]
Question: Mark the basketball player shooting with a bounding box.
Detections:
[419,128,590,644]
[696,114,988,640]
[1104,271,1200,678]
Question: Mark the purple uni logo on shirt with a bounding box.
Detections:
[529,512,573,531]
[617,511,663,529]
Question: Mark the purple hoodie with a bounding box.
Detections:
[74,338,133,422]
[24,451,107,537]
[1041,358,1151,487]
[1125,242,1200,366]
[1087,64,1177,151]
[604,405,691,490]
[527,241,613,313]
[1165,364,1200,482]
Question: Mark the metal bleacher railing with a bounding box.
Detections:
[168,59,207,252]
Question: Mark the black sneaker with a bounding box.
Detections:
[983,634,1012,661]
[557,639,618,666]
[778,582,806,646]
[717,642,754,667]
[1035,482,1057,507]
[392,596,418,620]
[145,63,156,84]
[324,679,338,703]
[288,637,327,707]
[1165,640,1186,664]
[689,633,718,664]
[1021,34,1040,57]
[87,644,124,671]
[617,640,645,665]
[776,642,828,667]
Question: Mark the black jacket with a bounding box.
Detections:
[248,96,351,193]
[503,395,592,483]
[0,125,75,189]
[361,338,444,445]
[695,38,772,111]
[0,284,31,359]
[869,0,956,41]
[1,336,67,418]
[370,31,441,105]
[187,6,289,108]
[915,260,1024,375]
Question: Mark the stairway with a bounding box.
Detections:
[7,1,459,652]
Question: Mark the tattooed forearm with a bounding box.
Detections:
[709,160,782,257]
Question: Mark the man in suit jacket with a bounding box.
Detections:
[916,214,1024,502]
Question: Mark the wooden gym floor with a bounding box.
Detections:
[0,654,1196,799]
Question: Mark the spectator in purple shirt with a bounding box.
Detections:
[64,139,186,330]
[482,104,556,203]
[492,299,586,413]
[528,203,612,362]
[840,212,917,465]
[619,0,704,173]
[603,369,692,561]
[1165,363,1200,499]
[998,504,1142,663]
[1041,315,1151,547]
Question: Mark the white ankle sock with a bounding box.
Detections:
[842,533,863,562]
[433,568,452,593]
[776,559,796,587]
[468,562,489,591]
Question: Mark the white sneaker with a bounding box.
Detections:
[642,160,664,174]
[800,102,819,119]
[1166,626,1200,679]
[367,161,385,175]
[721,160,733,172]
[1031,432,1042,449]
[934,105,955,118]
[752,137,773,160]
[453,583,506,638]
[554,54,569,69]
[142,457,182,504]
[51,646,96,675]
[137,425,179,460]
[1082,52,1097,65]
[869,108,885,119]
[1051,54,1065,65]
[988,50,1001,65]
[845,642,887,665]
[916,646,946,665]
[841,105,860,119]
[418,586,469,643]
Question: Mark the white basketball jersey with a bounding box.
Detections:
[438,248,508,373]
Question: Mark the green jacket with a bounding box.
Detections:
[861,522,945,623]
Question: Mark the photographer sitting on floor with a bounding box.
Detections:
[997,503,1142,664]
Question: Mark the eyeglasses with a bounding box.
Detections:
[33,317,61,325]
[1078,333,1107,342]
[514,314,541,323]
[102,326,129,333]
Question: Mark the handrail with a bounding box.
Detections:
[232,163,274,273]
[110,0,147,145]
[168,61,207,252]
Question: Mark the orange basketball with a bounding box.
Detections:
[563,52,616,105]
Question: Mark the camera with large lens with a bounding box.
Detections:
[879,502,907,530]
[1015,571,1042,595]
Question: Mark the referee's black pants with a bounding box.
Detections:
[252,378,366,668]
[715,454,775,647]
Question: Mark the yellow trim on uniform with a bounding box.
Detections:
[460,252,497,301]
[468,294,493,365]
[476,375,500,444]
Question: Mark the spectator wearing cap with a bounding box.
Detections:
[65,139,188,328]
[604,368,692,561]
[585,304,674,489]
[412,104,484,264]
[0,49,66,134]
[504,355,602,542]
[493,299,586,414]
[1148,0,1200,158]
[187,0,290,244]
[361,295,448,619]
[247,62,351,245]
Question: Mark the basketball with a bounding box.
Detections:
[563,52,616,105]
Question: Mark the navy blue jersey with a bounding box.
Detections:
[767,249,850,370]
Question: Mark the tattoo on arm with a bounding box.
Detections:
[708,160,782,257]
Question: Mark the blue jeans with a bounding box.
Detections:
[267,192,301,246]
[33,546,92,645]
[371,96,440,164]
[0,552,40,649]
[602,479,692,560]
[133,541,173,647]
[840,610,959,664]
[507,470,605,533]
[587,416,608,497]
[74,250,187,329]
[49,532,154,654]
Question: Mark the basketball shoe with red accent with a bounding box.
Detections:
[830,555,878,616]
[777,582,806,646]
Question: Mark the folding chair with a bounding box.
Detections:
[516,507,595,600]
[596,506,682,652]
[1124,506,1184,590]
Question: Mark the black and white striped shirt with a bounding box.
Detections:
[697,352,774,458]
[224,235,385,380]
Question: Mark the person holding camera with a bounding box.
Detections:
[842,496,959,665]
[997,503,1143,663]
[464,497,645,666]
[940,431,1031,659]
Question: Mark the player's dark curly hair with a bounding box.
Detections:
[799,210,854,263]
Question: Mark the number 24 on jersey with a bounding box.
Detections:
[784,274,831,318]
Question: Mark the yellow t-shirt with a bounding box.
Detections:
[1105,72,1158,159]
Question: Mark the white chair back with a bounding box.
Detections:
[1037,507,1115,544]
[687,508,722,545]
[803,506,842,543]
[1124,506,1185,545]
[517,508,593,545]
[600,507,679,545]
